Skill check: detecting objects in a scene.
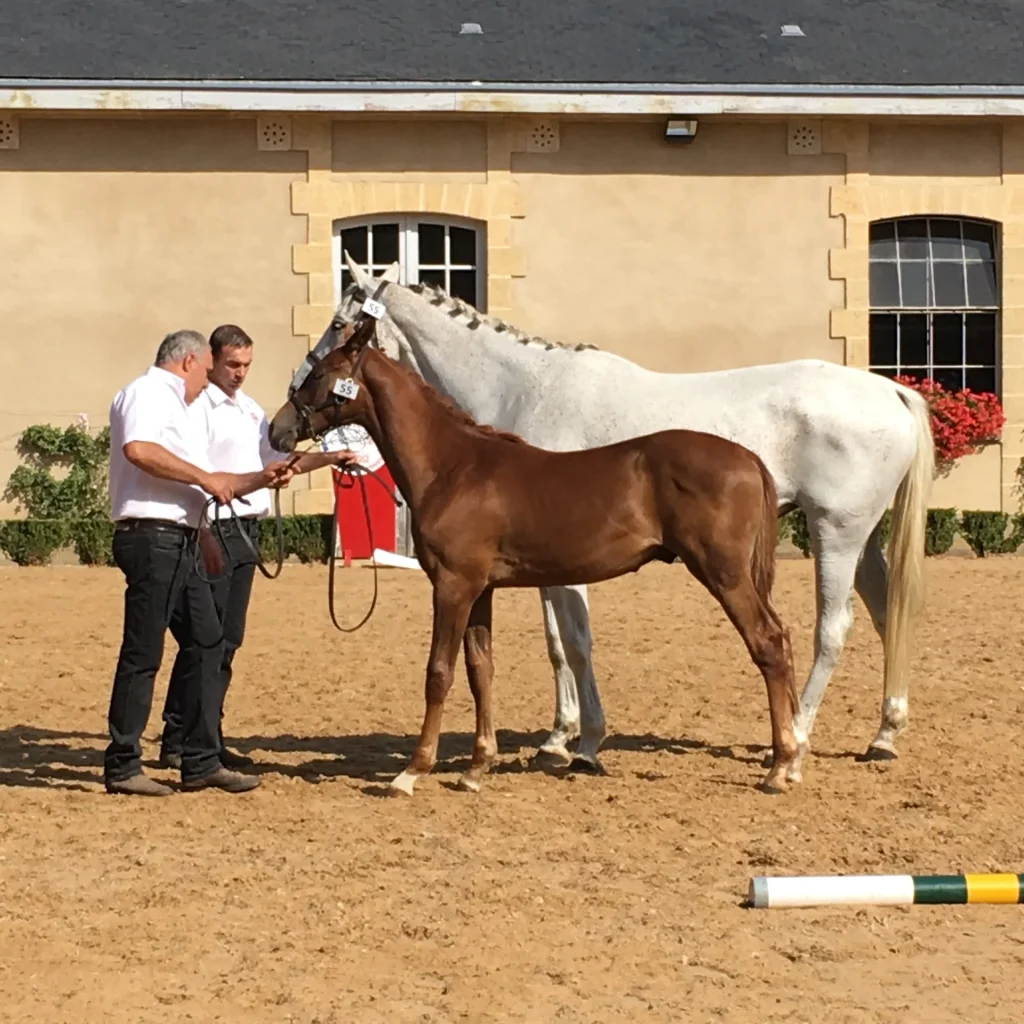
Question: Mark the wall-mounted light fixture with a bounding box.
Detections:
[665,118,698,144]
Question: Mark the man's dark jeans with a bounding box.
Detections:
[161,516,259,759]
[104,520,224,785]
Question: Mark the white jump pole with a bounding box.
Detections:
[749,873,1024,908]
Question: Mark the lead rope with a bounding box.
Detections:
[327,463,402,633]
[192,449,401,633]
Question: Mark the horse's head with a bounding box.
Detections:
[287,252,421,399]
[269,316,378,452]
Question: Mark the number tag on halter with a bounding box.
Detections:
[332,377,360,401]
[361,297,386,320]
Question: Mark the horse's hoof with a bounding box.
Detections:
[759,770,790,795]
[569,755,607,776]
[534,746,573,769]
[859,743,898,763]
[456,775,481,793]
[388,770,418,797]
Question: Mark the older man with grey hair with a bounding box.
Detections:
[105,329,290,797]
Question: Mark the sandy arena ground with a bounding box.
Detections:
[2,557,1024,1023]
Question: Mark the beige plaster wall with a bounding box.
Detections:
[511,120,847,371]
[0,115,306,516]
[829,119,1024,512]
[331,119,487,183]
[0,112,1015,518]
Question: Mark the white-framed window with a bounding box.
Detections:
[868,216,1000,395]
[332,215,486,309]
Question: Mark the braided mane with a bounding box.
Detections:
[405,281,600,353]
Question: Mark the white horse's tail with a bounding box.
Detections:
[881,384,935,731]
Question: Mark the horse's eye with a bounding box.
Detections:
[331,319,344,332]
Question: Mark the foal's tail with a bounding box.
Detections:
[751,458,799,714]
[750,457,780,604]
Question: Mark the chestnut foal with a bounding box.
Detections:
[268,320,800,795]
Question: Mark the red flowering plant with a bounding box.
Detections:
[893,375,1006,476]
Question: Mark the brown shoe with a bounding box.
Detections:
[219,746,254,769]
[106,773,174,797]
[182,768,261,793]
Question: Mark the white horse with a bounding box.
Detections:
[292,254,934,782]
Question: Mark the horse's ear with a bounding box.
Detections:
[381,261,401,284]
[343,250,375,292]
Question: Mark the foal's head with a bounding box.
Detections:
[268,318,378,452]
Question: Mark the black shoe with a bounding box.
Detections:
[106,773,174,797]
[159,751,182,770]
[219,746,254,769]
[182,768,261,793]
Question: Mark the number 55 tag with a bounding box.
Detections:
[361,298,386,320]
[332,377,360,400]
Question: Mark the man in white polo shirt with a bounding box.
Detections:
[106,328,292,797]
[159,323,354,770]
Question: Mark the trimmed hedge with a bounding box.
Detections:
[0,514,337,567]
[779,507,1020,559]
[2,509,1024,565]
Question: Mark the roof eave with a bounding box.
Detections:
[3,79,1024,116]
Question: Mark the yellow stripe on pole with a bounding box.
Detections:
[964,874,1020,904]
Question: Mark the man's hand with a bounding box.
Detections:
[198,528,225,576]
[328,451,360,469]
[203,471,237,505]
[263,459,297,490]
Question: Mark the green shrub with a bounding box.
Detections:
[72,519,116,566]
[776,511,792,546]
[789,509,813,558]
[0,521,69,566]
[958,510,1024,557]
[925,508,959,556]
[257,514,334,564]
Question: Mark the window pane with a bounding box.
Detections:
[966,261,998,307]
[900,367,928,385]
[340,268,353,292]
[449,270,477,306]
[965,313,997,366]
[934,367,964,391]
[418,223,445,265]
[872,365,898,379]
[929,218,963,260]
[897,218,929,259]
[870,313,898,365]
[900,313,928,365]
[932,313,963,366]
[449,226,477,265]
[870,262,900,307]
[962,220,996,262]
[932,262,966,307]
[419,268,445,290]
[371,222,400,265]
[341,225,368,265]
[965,367,997,394]
[900,262,929,307]
[870,221,897,260]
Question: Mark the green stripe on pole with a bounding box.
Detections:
[912,875,967,904]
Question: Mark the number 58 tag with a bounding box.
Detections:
[332,377,360,401]
[361,298,386,320]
